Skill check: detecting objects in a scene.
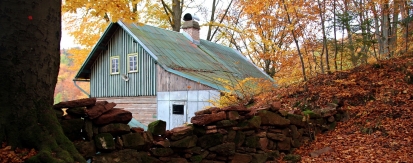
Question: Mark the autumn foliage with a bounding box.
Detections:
[0,142,36,163]
[210,77,276,107]
[267,55,413,162]
[54,50,89,104]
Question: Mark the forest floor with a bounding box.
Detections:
[272,55,413,162]
[2,56,413,162]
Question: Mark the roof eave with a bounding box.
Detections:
[74,23,117,80]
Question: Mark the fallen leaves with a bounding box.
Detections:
[0,142,37,163]
[270,56,413,162]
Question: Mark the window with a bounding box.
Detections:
[110,56,119,74]
[128,53,138,73]
[172,104,184,115]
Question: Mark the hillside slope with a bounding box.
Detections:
[273,56,413,162]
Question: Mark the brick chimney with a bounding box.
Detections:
[182,13,200,45]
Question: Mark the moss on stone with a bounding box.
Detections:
[137,151,161,163]
[208,142,236,156]
[197,133,223,148]
[311,118,326,125]
[244,136,259,148]
[190,155,204,163]
[247,116,261,128]
[251,153,268,163]
[234,131,245,147]
[267,150,280,160]
[191,124,206,136]
[170,135,197,148]
[150,148,174,157]
[95,133,115,151]
[215,120,238,127]
[329,121,337,130]
[283,154,301,163]
[287,114,307,127]
[147,120,166,135]
[303,110,321,118]
[226,130,237,142]
[121,133,145,149]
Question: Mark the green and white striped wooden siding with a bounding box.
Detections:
[90,28,157,97]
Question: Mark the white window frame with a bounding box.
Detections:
[110,56,120,74]
[128,53,138,73]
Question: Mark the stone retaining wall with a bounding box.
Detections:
[54,98,344,163]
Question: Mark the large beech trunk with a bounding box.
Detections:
[0,0,84,162]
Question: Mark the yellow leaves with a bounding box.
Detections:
[67,48,91,71]
[210,77,275,107]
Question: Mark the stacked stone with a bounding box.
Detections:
[54,98,343,163]
[53,98,139,162]
[182,102,340,163]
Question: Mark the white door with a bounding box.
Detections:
[170,101,186,129]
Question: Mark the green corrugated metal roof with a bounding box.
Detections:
[75,21,273,91]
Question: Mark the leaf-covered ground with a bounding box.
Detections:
[0,142,36,163]
[273,56,413,162]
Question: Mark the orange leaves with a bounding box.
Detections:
[273,56,413,162]
[0,143,37,163]
[54,50,89,103]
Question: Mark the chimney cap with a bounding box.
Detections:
[183,13,200,21]
[183,13,192,21]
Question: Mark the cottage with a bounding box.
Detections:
[74,14,273,129]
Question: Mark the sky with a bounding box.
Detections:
[61,29,77,49]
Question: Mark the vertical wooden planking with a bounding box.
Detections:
[90,27,158,97]
[144,48,147,94]
[109,35,113,97]
[139,45,143,95]
[103,50,106,97]
[91,56,95,97]
[130,35,135,96]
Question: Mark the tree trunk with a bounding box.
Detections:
[356,0,369,64]
[372,4,384,60]
[391,0,400,55]
[382,1,390,58]
[172,0,183,32]
[401,0,409,53]
[283,0,307,81]
[343,1,356,66]
[207,0,217,41]
[318,0,330,73]
[0,0,84,162]
[206,0,233,41]
[333,0,339,71]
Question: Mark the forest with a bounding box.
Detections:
[62,0,413,83]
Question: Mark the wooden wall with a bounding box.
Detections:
[157,65,214,92]
[90,27,157,98]
[97,96,157,126]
